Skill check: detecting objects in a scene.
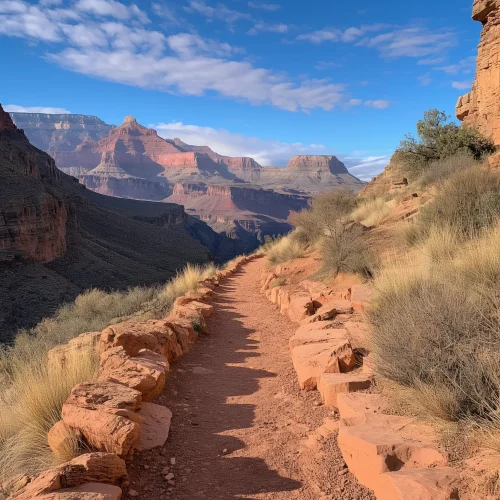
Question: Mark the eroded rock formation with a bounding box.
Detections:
[456,0,500,164]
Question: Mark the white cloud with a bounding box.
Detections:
[297,24,385,44]
[346,98,362,107]
[439,56,476,75]
[417,56,445,65]
[418,73,432,86]
[74,0,149,23]
[360,27,456,58]
[342,154,391,181]
[452,81,472,90]
[154,121,327,166]
[315,61,341,70]
[364,99,390,109]
[247,21,288,35]
[248,2,280,11]
[186,1,250,24]
[4,104,71,113]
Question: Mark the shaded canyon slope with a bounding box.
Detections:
[0,105,229,341]
[11,113,365,253]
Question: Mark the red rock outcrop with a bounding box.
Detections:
[456,0,500,165]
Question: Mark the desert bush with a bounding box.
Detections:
[369,226,500,428]
[266,235,306,265]
[418,166,500,240]
[291,189,373,277]
[0,261,217,481]
[269,277,288,288]
[395,109,495,178]
[418,152,479,187]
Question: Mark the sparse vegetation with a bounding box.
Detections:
[291,189,374,277]
[351,195,396,227]
[265,234,307,266]
[0,262,217,481]
[269,277,288,288]
[395,109,495,178]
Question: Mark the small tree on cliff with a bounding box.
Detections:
[291,189,373,277]
[395,109,496,173]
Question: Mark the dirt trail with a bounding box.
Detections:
[127,259,374,499]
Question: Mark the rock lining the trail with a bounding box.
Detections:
[5,255,260,499]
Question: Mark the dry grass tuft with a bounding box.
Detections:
[265,235,306,266]
[351,196,396,227]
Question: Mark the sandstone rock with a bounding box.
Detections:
[344,321,370,350]
[135,403,173,452]
[34,483,123,499]
[373,468,458,500]
[99,347,168,402]
[362,353,376,375]
[1,474,30,497]
[48,421,79,459]
[10,453,127,499]
[62,382,142,458]
[99,323,160,357]
[287,293,314,323]
[269,285,282,304]
[48,332,101,368]
[350,284,372,311]
[337,392,388,420]
[146,320,184,362]
[170,305,207,333]
[338,412,447,490]
[457,1,500,151]
[260,273,277,293]
[291,340,356,391]
[301,300,353,324]
[318,372,373,407]
[160,318,197,356]
[288,325,349,350]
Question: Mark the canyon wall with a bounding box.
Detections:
[456,0,500,164]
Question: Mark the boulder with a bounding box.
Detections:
[10,453,127,499]
[99,347,168,402]
[161,318,197,355]
[338,412,447,490]
[260,272,277,293]
[337,392,388,420]
[318,372,373,407]
[99,323,160,357]
[187,300,215,318]
[170,304,207,333]
[301,299,353,324]
[287,292,314,323]
[48,421,79,459]
[135,403,173,452]
[373,468,458,500]
[34,483,122,499]
[270,286,282,304]
[62,382,142,458]
[291,340,356,391]
[288,325,349,350]
[146,321,184,362]
[350,284,372,311]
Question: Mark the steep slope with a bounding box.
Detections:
[456,0,500,165]
[0,105,219,340]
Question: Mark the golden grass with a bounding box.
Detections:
[0,261,218,481]
[351,196,396,227]
[265,235,306,266]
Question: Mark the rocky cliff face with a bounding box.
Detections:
[0,105,230,339]
[10,112,113,152]
[456,0,500,164]
[257,155,365,193]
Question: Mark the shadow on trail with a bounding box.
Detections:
[128,268,303,499]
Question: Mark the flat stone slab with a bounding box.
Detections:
[318,372,373,407]
[39,483,123,499]
[373,467,458,500]
[291,340,355,391]
[301,299,353,324]
[337,392,388,419]
[288,325,348,350]
[350,284,373,311]
[338,412,447,490]
[344,321,371,350]
[135,403,173,452]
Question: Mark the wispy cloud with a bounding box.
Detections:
[452,80,472,90]
[364,100,390,109]
[342,154,391,181]
[315,61,341,70]
[418,73,432,86]
[417,56,445,65]
[297,24,385,44]
[439,56,476,75]
[248,1,280,11]
[247,21,288,35]
[185,1,250,25]
[4,104,71,113]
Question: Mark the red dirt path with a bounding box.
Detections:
[126,259,374,499]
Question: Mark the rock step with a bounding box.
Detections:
[317,372,373,408]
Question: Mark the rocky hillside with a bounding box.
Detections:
[0,105,226,340]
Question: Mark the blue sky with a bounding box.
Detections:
[0,0,479,179]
